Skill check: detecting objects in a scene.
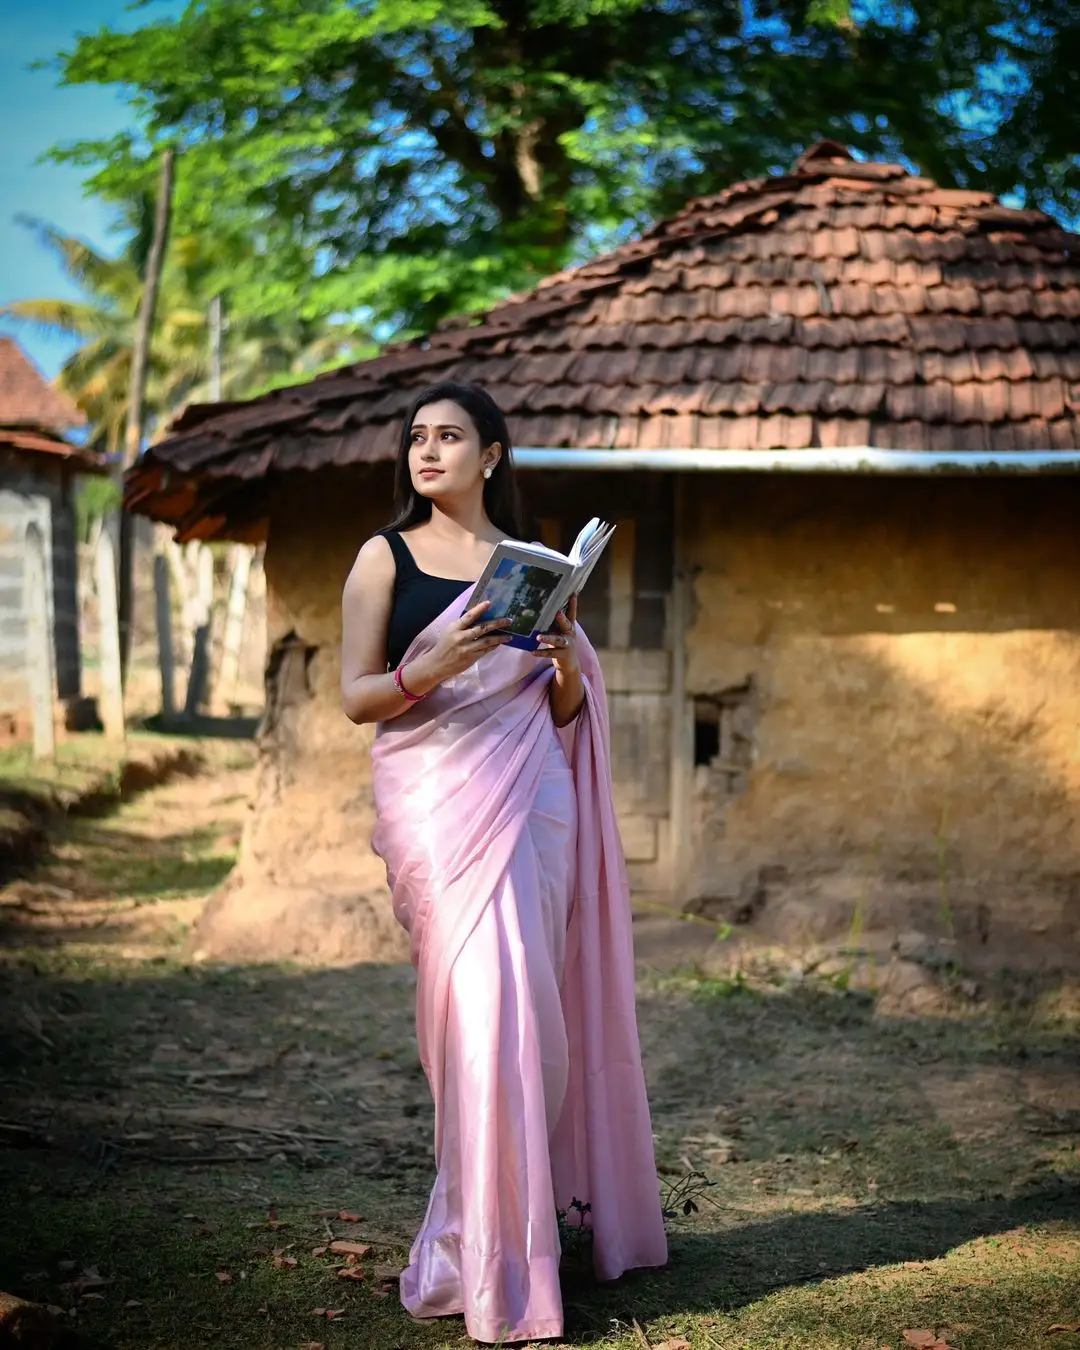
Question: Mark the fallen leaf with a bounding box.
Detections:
[216,1272,233,1284]
[336,1266,365,1281]
[65,1269,112,1297]
[311,1308,327,1317]
[299,1343,326,1350]
[80,1293,105,1302]
[902,1262,932,1270]
[255,1306,268,1316]
[312,1209,339,1218]
[123,1301,142,1310]
[45,1306,67,1318]
[311,1246,328,1257]
[654,1340,692,1349]
[901,1334,955,1350]
[273,1256,299,1270]
[328,1240,370,1258]
[326,1309,346,1320]
[1049,1327,1080,1335]
[338,1210,361,1222]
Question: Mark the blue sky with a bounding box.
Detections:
[0,0,180,378]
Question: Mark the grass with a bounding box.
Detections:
[0,741,1078,1348]
[2,952,1077,1349]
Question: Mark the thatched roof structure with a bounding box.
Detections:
[128,141,1080,540]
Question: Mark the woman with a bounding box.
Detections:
[340,381,667,1344]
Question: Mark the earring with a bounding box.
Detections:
[483,466,493,479]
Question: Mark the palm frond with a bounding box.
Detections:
[0,298,117,340]
[17,215,141,304]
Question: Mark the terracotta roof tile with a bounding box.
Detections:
[0,426,105,472]
[0,337,85,432]
[130,141,1080,529]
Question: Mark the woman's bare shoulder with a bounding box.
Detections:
[344,532,395,596]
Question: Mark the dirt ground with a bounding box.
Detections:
[0,736,1078,1350]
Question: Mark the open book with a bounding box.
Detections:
[466,518,616,651]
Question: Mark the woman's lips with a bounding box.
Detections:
[419,469,443,479]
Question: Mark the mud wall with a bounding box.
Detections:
[684,474,1080,968]
[191,466,408,964]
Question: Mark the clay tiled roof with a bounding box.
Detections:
[0,337,85,432]
[0,427,107,474]
[129,141,1080,536]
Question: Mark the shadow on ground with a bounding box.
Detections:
[0,954,1077,1346]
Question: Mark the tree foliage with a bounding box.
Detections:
[0,200,369,457]
[48,0,1079,339]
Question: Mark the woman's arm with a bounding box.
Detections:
[549,660,585,728]
[541,603,585,728]
[340,537,436,725]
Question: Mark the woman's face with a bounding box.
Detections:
[409,399,499,502]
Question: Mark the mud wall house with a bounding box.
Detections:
[127,142,1080,971]
[0,337,102,744]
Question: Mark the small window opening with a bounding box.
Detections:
[693,698,720,767]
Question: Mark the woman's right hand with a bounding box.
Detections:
[414,602,512,683]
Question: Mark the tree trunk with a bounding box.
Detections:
[117,147,176,681]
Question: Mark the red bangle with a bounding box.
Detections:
[393,663,424,702]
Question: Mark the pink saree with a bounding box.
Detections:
[371,592,668,1344]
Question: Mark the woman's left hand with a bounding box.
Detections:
[535,594,579,673]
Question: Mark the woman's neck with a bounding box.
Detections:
[424,499,500,543]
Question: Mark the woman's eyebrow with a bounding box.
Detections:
[412,422,465,433]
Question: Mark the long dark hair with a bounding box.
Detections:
[387,381,525,538]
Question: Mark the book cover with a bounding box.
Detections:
[467,519,615,650]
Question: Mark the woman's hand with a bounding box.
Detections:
[408,602,512,687]
[534,594,580,673]
[537,596,585,727]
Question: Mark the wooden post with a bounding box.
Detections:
[183,544,214,717]
[209,293,223,400]
[538,517,561,551]
[153,552,176,719]
[667,475,692,904]
[164,535,196,668]
[94,530,125,741]
[117,147,176,678]
[608,519,636,650]
[216,544,251,709]
[24,524,55,761]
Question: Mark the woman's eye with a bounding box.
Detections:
[441,431,457,441]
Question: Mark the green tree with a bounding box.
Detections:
[50,0,1060,341]
[0,203,369,456]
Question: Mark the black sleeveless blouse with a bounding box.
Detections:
[381,530,472,671]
